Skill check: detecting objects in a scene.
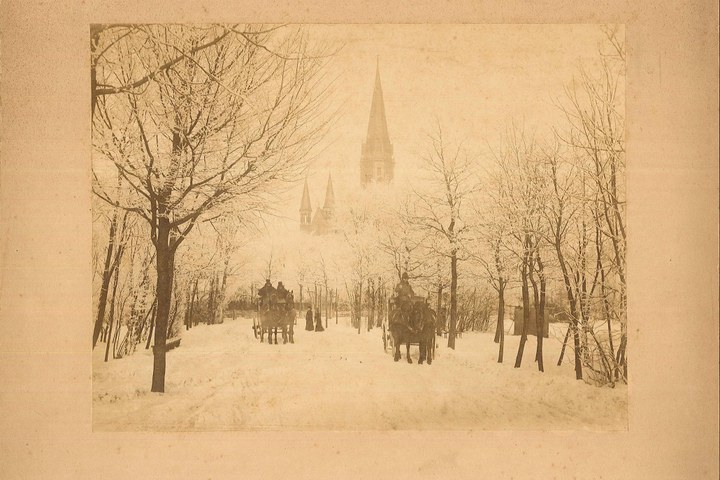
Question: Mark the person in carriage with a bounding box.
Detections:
[277,282,294,308]
[392,272,426,332]
[393,272,415,318]
[394,272,415,301]
[274,281,288,309]
[257,279,276,307]
[388,273,435,364]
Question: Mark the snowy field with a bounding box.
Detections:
[93,316,627,431]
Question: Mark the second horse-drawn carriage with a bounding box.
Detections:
[385,274,436,364]
[252,280,295,344]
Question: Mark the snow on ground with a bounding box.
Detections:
[92,316,627,431]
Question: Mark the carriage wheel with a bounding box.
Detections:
[252,317,259,339]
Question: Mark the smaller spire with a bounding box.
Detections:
[300,177,312,213]
[323,173,335,210]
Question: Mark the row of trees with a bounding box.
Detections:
[92,24,626,392]
[325,27,626,387]
[475,27,626,385]
[92,24,336,392]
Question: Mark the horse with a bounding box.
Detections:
[257,290,295,344]
[389,302,436,364]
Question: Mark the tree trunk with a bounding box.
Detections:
[215,256,230,325]
[598,250,617,376]
[93,210,119,348]
[557,323,571,365]
[128,291,141,350]
[528,253,540,341]
[112,313,122,359]
[319,288,323,330]
[535,255,546,372]
[436,283,443,335]
[367,279,373,332]
[145,302,156,350]
[104,253,121,362]
[314,284,318,323]
[184,282,192,330]
[497,280,505,363]
[554,239,583,380]
[493,287,503,343]
[376,280,383,328]
[325,286,329,329]
[135,298,156,350]
[207,274,217,325]
[514,241,531,368]
[448,251,458,349]
[151,217,175,393]
[167,276,181,337]
[189,279,198,329]
[616,329,627,381]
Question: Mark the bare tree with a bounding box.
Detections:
[92,25,335,392]
[489,123,549,371]
[539,142,584,379]
[554,27,627,384]
[472,201,514,363]
[92,201,124,348]
[378,198,429,281]
[341,203,372,332]
[409,123,477,349]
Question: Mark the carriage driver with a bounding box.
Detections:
[393,272,416,326]
[395,272,415,299]
[257,279,275,307]
[276,281,288,299]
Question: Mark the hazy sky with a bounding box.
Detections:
[229,24,626,289]
[275,24,615,223]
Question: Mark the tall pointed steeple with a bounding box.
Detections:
[299,177,312,231]
[360,58,394,187]
[365,58,391,149]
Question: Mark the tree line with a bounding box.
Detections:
[92,24,626,392]
[325,26,626,387]
[92,24,335,392]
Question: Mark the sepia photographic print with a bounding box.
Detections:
[3,0,720,475]
[89,23,630,431]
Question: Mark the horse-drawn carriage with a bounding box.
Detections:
[386,293,436,364]
[252,280,295,344]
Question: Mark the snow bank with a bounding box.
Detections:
[92,316,627,431]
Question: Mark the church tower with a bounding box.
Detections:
[311,173,336,235]
[299,178,312,231]
[300,174,337,235]
[360,59,394,187]
[322,173,335,216]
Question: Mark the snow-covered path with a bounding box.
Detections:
[93,316,627,431]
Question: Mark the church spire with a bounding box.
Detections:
[323,173,335,210]
[360,58,394,187]
[299,177,312,230]
[300,177,312,212]
[365,58,391,149]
